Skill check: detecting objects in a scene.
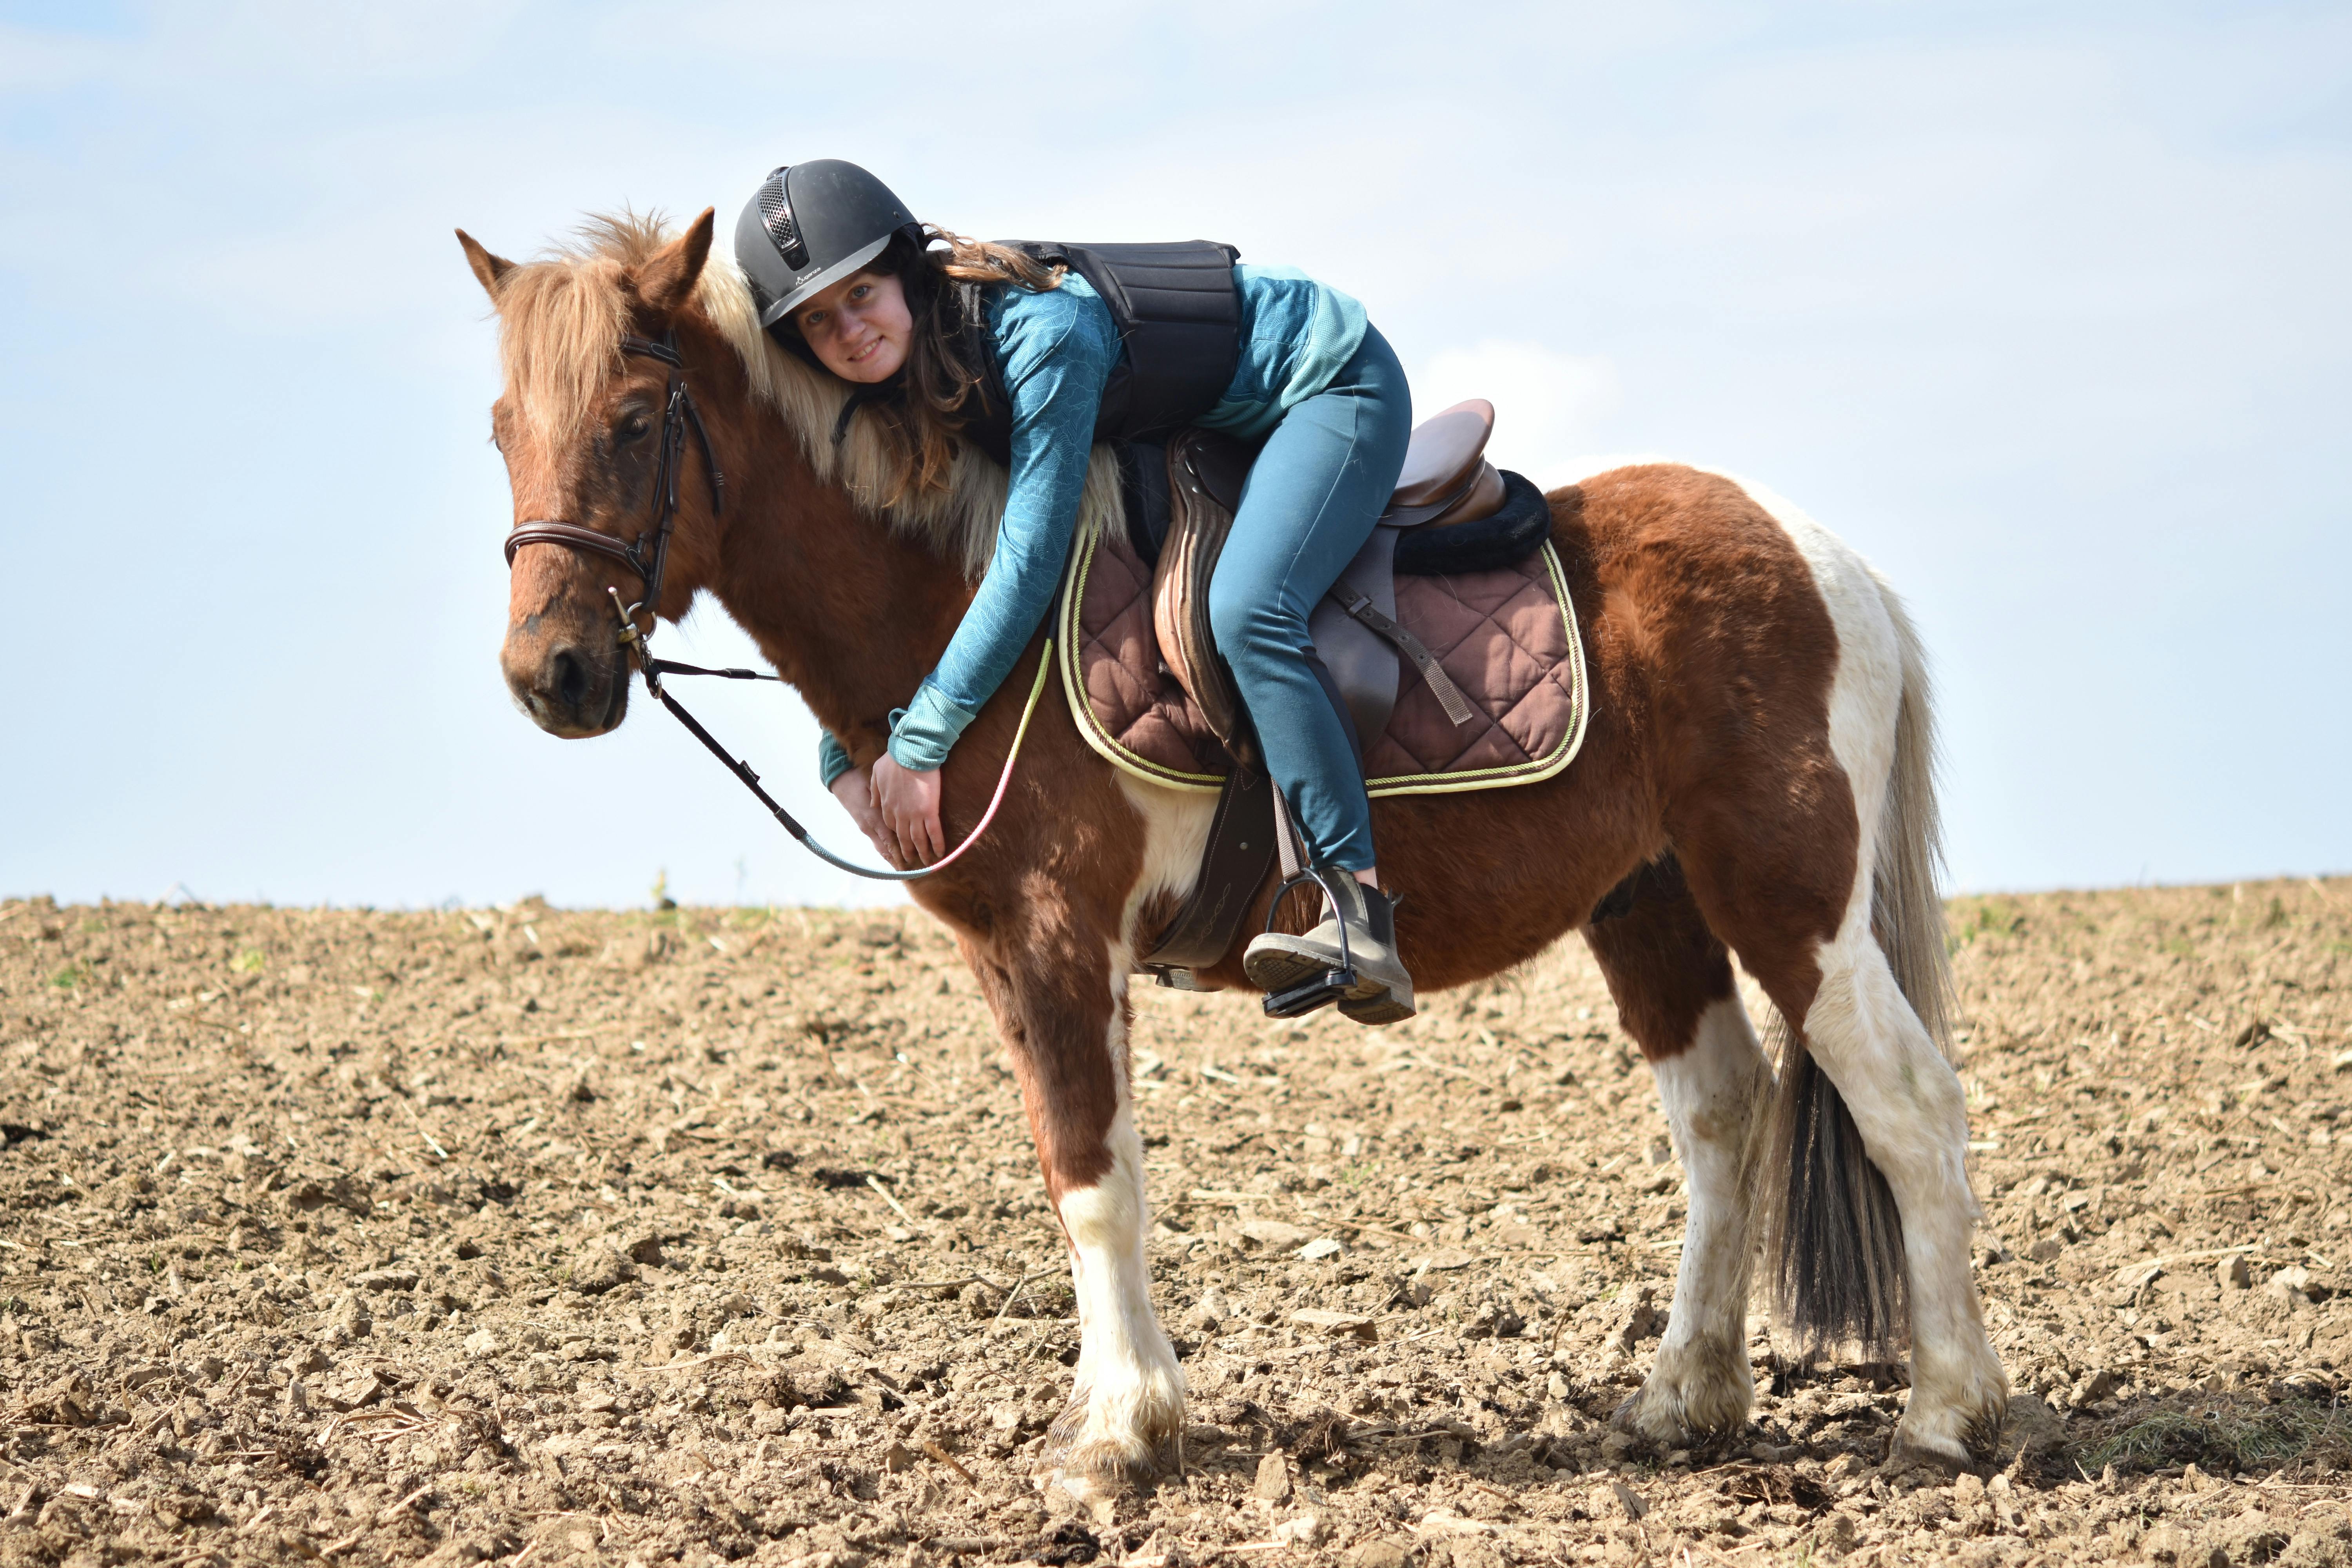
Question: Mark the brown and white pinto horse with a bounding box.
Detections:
[460,210,2006,1494]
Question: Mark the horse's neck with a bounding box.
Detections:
[704,401,973,747]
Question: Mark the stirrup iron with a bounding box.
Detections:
[1258,858,1359,1019]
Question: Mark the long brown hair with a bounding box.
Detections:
[777,225,1063,501]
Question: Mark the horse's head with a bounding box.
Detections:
[459,210,724,738]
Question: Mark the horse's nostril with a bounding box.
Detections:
[551,647,592,714]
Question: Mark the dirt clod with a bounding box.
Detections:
[569,1241,630,1294]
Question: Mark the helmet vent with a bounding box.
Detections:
[756,169,809,271]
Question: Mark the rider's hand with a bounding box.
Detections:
[870,754,945,868]
[828,766,892,861]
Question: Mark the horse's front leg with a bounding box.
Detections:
[961,922,1183,1503]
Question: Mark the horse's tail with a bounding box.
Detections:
[1866,577,1955,1054]
[1757,573,1952,1361]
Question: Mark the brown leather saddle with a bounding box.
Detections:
[1121,399,1555,984]
[1154,399,1526,760]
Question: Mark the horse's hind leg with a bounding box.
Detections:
[1670,505,2006,1466]
[1583,857,1772,1445]
[1699,882,2003,1464]
[1794,915,2003,1464]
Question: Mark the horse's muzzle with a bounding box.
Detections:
[504,637,627,737]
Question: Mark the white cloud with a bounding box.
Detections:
[1409,341,1621,485]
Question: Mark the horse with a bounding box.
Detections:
[458,207,2007,1498]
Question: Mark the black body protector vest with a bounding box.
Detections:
[952,240,1243,470]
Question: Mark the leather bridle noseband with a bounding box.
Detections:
[499,329,1051,882]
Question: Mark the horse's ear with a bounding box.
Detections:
[456,229,515,301]
[636,208,715,317]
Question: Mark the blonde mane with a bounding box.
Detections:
[488,211,1122,580]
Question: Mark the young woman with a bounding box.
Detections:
[734,160,1415,1023]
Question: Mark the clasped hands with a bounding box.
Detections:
[830,755,944,869]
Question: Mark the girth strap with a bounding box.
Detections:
[1138,764,1278,976]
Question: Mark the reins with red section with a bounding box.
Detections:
[502,330,1048,882]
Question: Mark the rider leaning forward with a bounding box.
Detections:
[733,160,1417,1024]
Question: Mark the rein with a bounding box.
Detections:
[502,330,1047,882]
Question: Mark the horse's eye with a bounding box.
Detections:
[617,414,652,443]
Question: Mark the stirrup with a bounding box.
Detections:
[1261,964,1361,1018]
[1256,866,1358,1019]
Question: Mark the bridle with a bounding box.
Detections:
[499,329,1050,882]
[503,330,719,650]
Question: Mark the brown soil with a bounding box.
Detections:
[2,878,2349,1568]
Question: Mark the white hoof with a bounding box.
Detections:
[1033,1376,1185,1502]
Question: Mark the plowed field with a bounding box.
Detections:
[1,878,2348,1567]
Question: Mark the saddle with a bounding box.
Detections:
[1152,399,1546,760]
[1094,400,1578,988]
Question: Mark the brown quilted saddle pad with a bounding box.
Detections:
[1055,520,1590,796]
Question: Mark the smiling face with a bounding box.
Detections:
[793,269,911,383]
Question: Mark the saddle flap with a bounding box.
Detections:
[1307,528,1404,752]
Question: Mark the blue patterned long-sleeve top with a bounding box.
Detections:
[819,264,1368,787]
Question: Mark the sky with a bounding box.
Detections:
[2,0,2346,911]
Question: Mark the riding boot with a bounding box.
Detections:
[1242,878,1416,1025]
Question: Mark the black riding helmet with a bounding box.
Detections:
[733,160,924,334]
